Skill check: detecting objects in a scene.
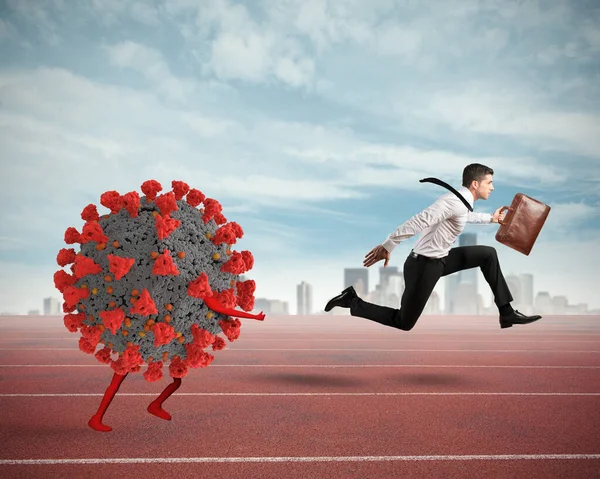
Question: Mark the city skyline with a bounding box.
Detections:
[8,228,597,317]
[17,248,596,317]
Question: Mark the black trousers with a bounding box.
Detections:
[350,245,513,331]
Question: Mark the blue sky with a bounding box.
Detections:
[0,0,599,315]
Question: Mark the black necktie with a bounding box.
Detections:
[419,177,473,212]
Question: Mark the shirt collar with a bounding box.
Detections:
[459,186,474,207]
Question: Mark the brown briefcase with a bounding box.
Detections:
[495,193,551,255]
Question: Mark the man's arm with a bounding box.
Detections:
[381,197,456,253]
[466,211,493,224]
[467,207,505,224]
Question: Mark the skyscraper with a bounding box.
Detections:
[296,281,312,315]
[445,274,459,314]
[385,274,404,308]
[505,275,522,305]
[452,232,479,314]
[535,292,553,314]
[458,233,478,287]
[344,268,369,296]
[43,297,61,315]
[379,266,399,289]
[519,274,534,308]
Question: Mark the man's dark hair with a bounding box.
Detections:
[462,163,494,187]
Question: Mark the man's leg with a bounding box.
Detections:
[349,254,445,331]
[441,246,512,308]
[441,246,541,327]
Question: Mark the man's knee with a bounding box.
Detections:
[392,310,419,331]
[481,245,498,260]
[399,321,417,331]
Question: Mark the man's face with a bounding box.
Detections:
[474,174,494,200]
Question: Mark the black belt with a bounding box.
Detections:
[410,250,429,260]
[409,250,446,261]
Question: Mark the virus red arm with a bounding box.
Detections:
[203,296,265,320]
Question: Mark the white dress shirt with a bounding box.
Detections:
[381,186,493,259]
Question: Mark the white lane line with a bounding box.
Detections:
[2,348,599,353]
[2,392,600,397]
[1,364,600,368]
[1,454,600,465]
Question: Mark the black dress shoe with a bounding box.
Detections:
[499,310,542,329]
[324,286,357,312]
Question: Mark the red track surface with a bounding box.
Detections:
[1,314,600,478]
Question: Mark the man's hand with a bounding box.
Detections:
[492,206,506,224]
[364,245,390,268]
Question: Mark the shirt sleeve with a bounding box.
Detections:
[467,212,493,224]
[382,196,458,253]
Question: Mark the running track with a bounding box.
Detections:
[1,314,600,478]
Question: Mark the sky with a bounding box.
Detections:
[0,0,599,315]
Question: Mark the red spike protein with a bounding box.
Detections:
[54,180,265,432]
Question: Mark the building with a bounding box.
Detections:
[519,274,534,309]
[296,281,312,315]
[254,298,289,315]
[43,297,62,315]
[344,268,369,296]
[384,274,404,308]
[454,282,478,314]
[535,291,553,314]
[505,275,522,306]
[552,295,568,315]
[269,300,289,315]
[423,291,441,314]
[450,233,481,315]
[458,233,478,287]
[445,274,459,314]
[379,266,399,290]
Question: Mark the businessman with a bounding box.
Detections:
[324,163,542,330]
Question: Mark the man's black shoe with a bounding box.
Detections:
[324,286,357,312]
[499,310,542,329]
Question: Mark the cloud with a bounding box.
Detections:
[168,0,316,88]
[129,2,160,26]
[540,201,600,238]
[106,41,196,103]
[0,65,581,226]
[372,23,422,58]
[0,18,18,41]
[88,0,160,27]
[208,30,316,88]
[4,0,61,45]
[417,82,600,159]
[180,112,237,138]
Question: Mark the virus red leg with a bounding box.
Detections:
[88,372,128,432]
[148,377,182,421]
[204,296,265,320]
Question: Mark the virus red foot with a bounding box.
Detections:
[148,377,182,421]
[147,404,172,421]
[88,415,113,432]
[88,372,128,432]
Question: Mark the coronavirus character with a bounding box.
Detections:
[54,179,265,432]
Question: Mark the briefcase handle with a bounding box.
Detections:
[497,206,513,225]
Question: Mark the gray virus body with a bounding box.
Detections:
[54,179,264,382]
